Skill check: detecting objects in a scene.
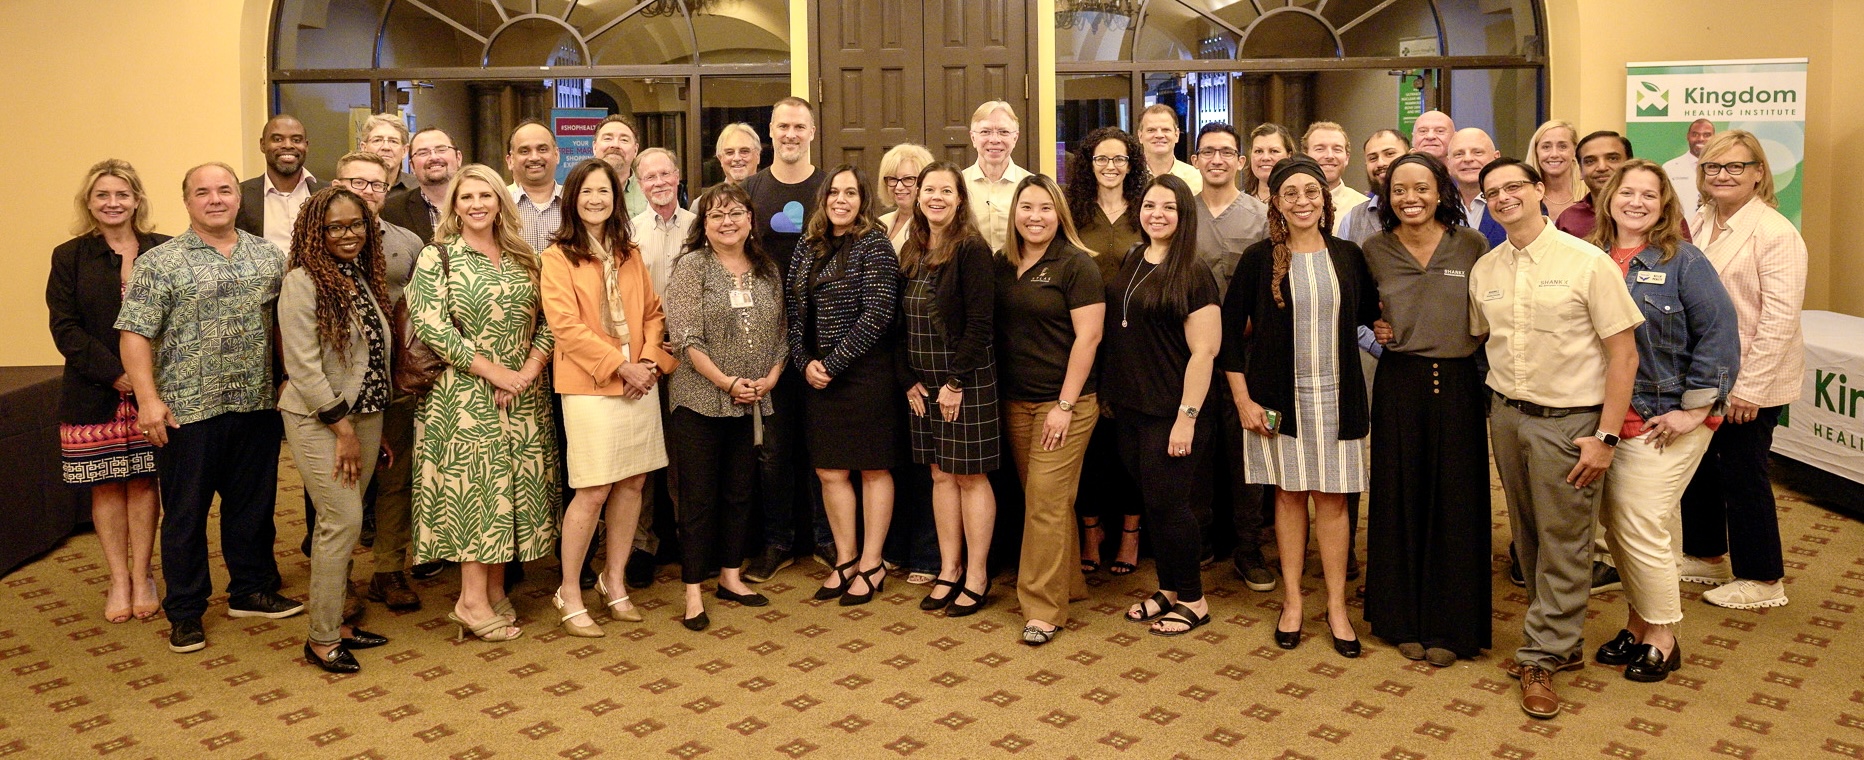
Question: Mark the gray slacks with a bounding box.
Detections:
[285,409,384,646]
[1488,397,1601,670]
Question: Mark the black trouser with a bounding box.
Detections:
[1116,408,1212,603]
[1679,406,1785,581]
[156,410,284,622]
[1205,379,1268,561]
[673,408,757,585]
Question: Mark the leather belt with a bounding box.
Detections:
[1500,396,1603,418]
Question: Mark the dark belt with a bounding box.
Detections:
[1499,395,1602,418]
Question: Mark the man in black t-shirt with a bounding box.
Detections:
[741,97,825,281]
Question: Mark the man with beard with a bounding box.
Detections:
[595,114,649,219]
[1555,131,1634,238]
[1336,129,1410,245]
[381,127,461,245]
[1664,119,1715,197]
[505,120,562,253]
[236,114,325,251]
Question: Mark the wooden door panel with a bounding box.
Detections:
[817,0,922,173]
[923,0,1029,169]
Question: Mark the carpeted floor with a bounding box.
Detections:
[1,449,1856,759]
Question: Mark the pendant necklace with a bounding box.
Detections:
[1121,259,1158,328]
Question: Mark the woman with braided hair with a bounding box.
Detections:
[1220,155,1380,658]
[278,186,396,672]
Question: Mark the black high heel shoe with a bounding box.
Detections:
[921,575,963,611]
[840,565,886,606]
[1595,629,1639,666]
[945,579,991,617]
[1623,642,1681,683]
[814,559,857,601]
[1327,613,1361,659]
[304,641,361,673]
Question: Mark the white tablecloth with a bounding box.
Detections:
[1773,310,1864,483]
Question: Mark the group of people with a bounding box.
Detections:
[49,94,1806,720]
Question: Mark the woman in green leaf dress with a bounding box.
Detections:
[407,164,560,642]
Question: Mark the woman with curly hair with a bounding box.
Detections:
[278,186,396,672]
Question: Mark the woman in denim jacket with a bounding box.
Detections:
[1587,159,1740,684]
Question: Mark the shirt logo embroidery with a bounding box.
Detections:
[1537,279,1569,288]
[1442,269,1467,278]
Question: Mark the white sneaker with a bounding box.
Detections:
[1701,579,1789,610]
[1677,555,1735,585]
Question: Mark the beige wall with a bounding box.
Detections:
[2,0,1857,366]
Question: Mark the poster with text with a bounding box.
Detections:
[552,108,607,184]
[1625,58,1806,229]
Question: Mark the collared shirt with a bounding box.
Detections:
[1468,220,1644,407]
[1337,193,1383,244]
[1554,197,1598,239]
[1663,152,1699,199]
[1360,226,1488,358]
[1461,193,1487,229]
[418,188,443,231]
[962,161,1032,253]
[994,242,1104,401]
[114,229,288,425]
[507,182,562,254]
[1166,159,1202,194]
[261,171,316,252]
[379,219,423,307]
[1192,191,1269,299]
[622,176,649,220]
[629,206,696,296]
[1331,182,1370,221]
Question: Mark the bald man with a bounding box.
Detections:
[1664,119,1715,198]
[1447,128,1509,247]
[1411,110,1455,160]
[236,114,326,251]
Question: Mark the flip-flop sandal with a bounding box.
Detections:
[1125,591,1172,623]
[1148,602,1211,637]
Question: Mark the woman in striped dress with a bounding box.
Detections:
[1221,157,1380,658]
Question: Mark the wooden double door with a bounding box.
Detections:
[816,0,1034,173]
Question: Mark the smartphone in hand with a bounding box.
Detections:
[1262,408,1283,434]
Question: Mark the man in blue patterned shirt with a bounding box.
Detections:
[117,162,305,655]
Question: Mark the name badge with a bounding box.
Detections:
[1482,289,1504,302]
[1442,269,1467,278]
[1635,271,1667,285]
[729,289,754,309]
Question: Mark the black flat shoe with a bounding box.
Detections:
[715,588,770,607]
[813,559,857,601]
[945,580,990,618]
[1595,629,1639,666]
[682,611,710,631]
[840,565,885,607]
[341,628,390,649]
[304,642,360,673]
[921,576,963,611]
[1327,614,1360,659]
[1623,643,1681,683]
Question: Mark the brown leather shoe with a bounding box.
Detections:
[368,571,423,612]
[1518,665,1561,719]
[1505,651,1584,679]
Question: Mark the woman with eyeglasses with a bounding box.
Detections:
[279,186,395,672]
[1223,156,1380,658]
[1677,130,1808,611]
[878,144,935,253]
[1358,153,1492,667]
[1063,127,1149,578]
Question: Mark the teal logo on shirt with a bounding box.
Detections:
[772,201,805,233]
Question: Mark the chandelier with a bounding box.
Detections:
[1057,0,1141,32]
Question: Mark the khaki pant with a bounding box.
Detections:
[1006,395,1099,626]
[1601,424,1713,625]
[285,409,383,646]
[1489,398,1601,670]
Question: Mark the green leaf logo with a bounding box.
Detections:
[1640,81,1661,93]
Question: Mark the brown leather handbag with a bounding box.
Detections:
[392,245,459,397]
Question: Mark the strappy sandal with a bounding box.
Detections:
[554,590,605,638]
[1149,602,1210,637]
[448,610,522,642]
[596,576,644,623]
[1126,591,1172,623]
[1108,526,1140,576]
[1080,518,1104,574]
[814,558,857,601]
[945,580,990,617]
[840,565,886,606]
[921,575,963,611]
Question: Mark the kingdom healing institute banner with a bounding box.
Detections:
[1624,58,1807,229]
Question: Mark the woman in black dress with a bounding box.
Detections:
[1360,153,1492,665]
[788,165,902,606]
[898,161,1000,617]
[47,159,168,624]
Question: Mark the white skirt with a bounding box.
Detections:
[561,389,668,488]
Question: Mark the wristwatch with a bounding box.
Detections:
[1179,404,1199,420]
[1594,429,1620,448]
[1057,399,1076,412]
[945,377,965,392]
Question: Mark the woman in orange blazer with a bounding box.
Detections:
[539,159,677,637]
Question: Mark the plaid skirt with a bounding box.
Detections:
[902,274,1000,475]
[60,395,157,486]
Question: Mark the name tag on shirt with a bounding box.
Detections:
[730,289,754,309]
[1441,269,1467,278]
[1635,271,1667,285]
[1482,289,1504,302]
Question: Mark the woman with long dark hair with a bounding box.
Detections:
[1103,174,1222,637]
[1223,156,1380,658]
[1359,153,1492,666]
[539,158,675,637]
[279,186,395,671]
[664,182,788,630]
[788,165,901,605]
[899,161,1001,617]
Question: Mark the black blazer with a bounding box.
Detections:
[895,236,995,388]
[235,175,326,239]
[1218,235,1380,440]
[46,233,171,423]
[381,185,437,246]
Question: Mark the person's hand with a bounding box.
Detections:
[618,361,656,399]
[112,374,135,393]
[1372,319,1395,346]
[1167,416,1195,457]
[136,396,177,447]
[494,388,514,409]
[805,360,832,390]
[660,340,675,356]
[1235,398,1273,437]
[379,441,395,468]
[1041,404,1073,451]
[1566,437,1616,488]
[937,384,963,422]
[333,420,362,488]
[1726,395,1760,425]
[726,376,760,405]
[484,365,526,394]
[1641,407,1711,451]
[907,383,928,417]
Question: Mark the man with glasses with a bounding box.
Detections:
[1137,104,1201,193]
[714,123,762,186]
[1468,158,1642,720]
[382,127,460,246]
[963,100,1031,252]
[595,114,649,219]
[360,113,415,192]
[236,114,325,252]
[1556,131,1634,238]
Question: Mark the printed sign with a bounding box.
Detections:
[552,108,607,184]
[1624,59,1806,228]
[1775,312,1864,485]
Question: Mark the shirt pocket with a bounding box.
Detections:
[1638,291,1687,352]
[1530,286,1583,334]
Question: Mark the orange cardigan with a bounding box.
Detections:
[539,243,677,395]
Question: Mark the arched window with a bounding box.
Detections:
[271,0,792,186]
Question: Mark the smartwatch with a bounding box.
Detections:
[1594,429,1620,448]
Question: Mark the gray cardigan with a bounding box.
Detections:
[276,267,392,423]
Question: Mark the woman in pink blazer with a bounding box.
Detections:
[1676,130,1807,611]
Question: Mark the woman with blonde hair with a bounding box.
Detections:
[408,163,560,642]
[1244,123,1297,203]
[1527,120,1585,220]
[47,158,167,624]
[877,143,936,251]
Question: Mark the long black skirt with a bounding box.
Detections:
[1363,351,1492,657]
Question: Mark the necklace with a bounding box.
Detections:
[1121,259,1158,328]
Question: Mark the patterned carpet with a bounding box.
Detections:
[1,449,1857,759]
